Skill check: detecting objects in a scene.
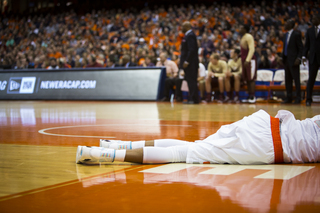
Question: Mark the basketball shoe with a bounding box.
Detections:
[76,146,115,164]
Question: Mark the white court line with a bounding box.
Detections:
[38,124,192,138]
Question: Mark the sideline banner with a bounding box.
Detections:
[0,67,166,100]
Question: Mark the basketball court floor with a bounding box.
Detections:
[0,101,320,213]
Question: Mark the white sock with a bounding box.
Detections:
[131,140,145,149]
[114,150,126,162]
[143,145,189,163]
[154,139,191,147]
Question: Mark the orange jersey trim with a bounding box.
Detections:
[270,116,284,163]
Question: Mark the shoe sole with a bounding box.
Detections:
[100,139,109,148]
[76,146,84,164]
[76,146,101,165]
[248,97,256,104]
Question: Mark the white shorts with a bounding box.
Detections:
[186,110,275,164]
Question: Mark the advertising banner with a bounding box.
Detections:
[0,68,166,100]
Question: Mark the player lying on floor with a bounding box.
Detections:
[76,110,320,165]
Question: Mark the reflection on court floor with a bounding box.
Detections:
[76,163,320,213]
[0,101,320,213]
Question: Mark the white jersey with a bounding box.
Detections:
[198,63,206,78]
[186,110,320,164]
[276,110,320,163]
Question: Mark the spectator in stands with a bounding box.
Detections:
[225,49,242,103]
[142,56,155,67]
[270,53,284,69]
[86,54,104,68]
[267,48,275,65]
[0,0,317,91]
[297,19,309,37]
[107,55,120,68]
[205,53,227,103]
[200,33,215,58]
[137,38,148,50]
[258,53,270,69]
[47,58,59,69]
[58,58,71,69]
[156,52,180,102]
[97,54,106,67]
[122,55,137,67]
[33,57,42,69]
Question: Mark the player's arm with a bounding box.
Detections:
[234,59,242,75]
[245,34,255,63]
[207,62,214,77]
[214,61,226,78]
[172,61,179,78]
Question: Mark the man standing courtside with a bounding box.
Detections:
[302,14,320,106]
[282,19,303,104]
[156,52,179,102]
[180,21,200,104]
[239,24,257,103]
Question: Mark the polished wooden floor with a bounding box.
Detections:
[0,101,320,213]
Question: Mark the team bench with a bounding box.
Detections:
[213,69,320,101]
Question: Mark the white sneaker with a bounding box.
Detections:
[223,96,230,103]
[233,96,240,103]
[241,98,248,103]
[100,139,132,150]
[76,146,115,164]
[248,96,256,104]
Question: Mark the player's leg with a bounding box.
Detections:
[100,139,192,149]
[225,75,237,102]
[233,74,241,103]
[198,80,206,100]
[76,145,190,164]
[205,72,213,102]
[224,74,232,102]
[217,77,224,102]
[247,60,257,103]
[241,60,256,103]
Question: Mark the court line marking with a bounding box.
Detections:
[0,165,146,202]
[38,124,192,138]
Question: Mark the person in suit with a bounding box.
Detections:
[302,14,320,106]
[180,21,200,104]
[281,19,303,104]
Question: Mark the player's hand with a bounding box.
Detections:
[294,58,300,66]
[244,61,250,67]
[302,58,307,66]
[183,61,189,68]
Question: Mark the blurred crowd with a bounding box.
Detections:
[0,0,319,70]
